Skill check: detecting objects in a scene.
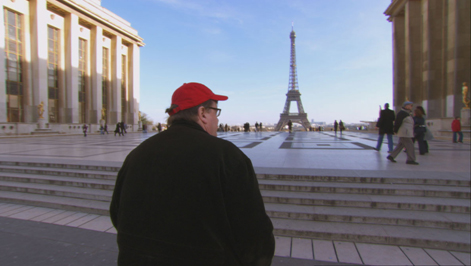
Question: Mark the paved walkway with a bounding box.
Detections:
[0,131,470,265]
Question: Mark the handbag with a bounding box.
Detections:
[424,127,434,140]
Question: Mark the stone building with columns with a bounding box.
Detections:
[384,0,470,135]
[1,0,144,135]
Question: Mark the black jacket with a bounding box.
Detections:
[376,108,395,134]
[110,120,275,266]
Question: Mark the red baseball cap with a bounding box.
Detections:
[167,82,228,116]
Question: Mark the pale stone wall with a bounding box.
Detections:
[1,0,144,134]
[385,0,470,134]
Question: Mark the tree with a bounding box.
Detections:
[140,112,154,126]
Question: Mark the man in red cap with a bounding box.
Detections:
[110,82,275,265]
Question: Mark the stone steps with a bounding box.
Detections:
[257,173,470,186]
[0,172,115,190]
[271,218,470,252]
[0,160,469,252]
[258,179,470,199]
[0,165,118,180]
[0,180,112,201]
[261,190,470,213]
[264,203,470,231]
[0,191,109,215]
[0,161,121,172]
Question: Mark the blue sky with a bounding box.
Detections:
[104,0,393,125]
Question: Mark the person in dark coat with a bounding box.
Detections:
[114,123,122,136]
[82,124,88,137]
[339,120,344,134]
[375,103,395,152]
[334,120,338,134]
[110,82,275,266]
[413,107,427,155]
[415,106,429,153]
[288,120,293,133]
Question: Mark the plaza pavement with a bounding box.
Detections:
[0,130,470,265]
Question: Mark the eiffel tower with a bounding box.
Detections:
[274,26,311,131]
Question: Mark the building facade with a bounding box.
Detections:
[1,0,144,135]
[384,0,470,132]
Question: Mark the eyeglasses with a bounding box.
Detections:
[206,107,221,117]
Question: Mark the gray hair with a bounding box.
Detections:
[166,100,215,126]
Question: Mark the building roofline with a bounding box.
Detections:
[384,0,407,22]
[52,0,145,46]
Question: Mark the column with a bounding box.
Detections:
[447,0,471,117]
[392,14,406,112]
[0,7,6,122]
[90,26,103,124]
[64,13,79,123]
[405,0,423,105]
[30,0,48,122]
[422,0,445,119]
[128,43,140,125]
[109,35,122,125]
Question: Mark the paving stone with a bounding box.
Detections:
[0,205,35,217]
[356,243,412,265]
[66,214,99,227]
[334,241,363,264]
[29,209,67,222]
[0,204,22,214]
[425,249,465,266]
[106,226,117,234]
[400,246,438,265]
[7,207,56,220]
[41,211,77,223]
[291,238,313,260]
[450,251,471,266]
[53,212,88,225]
[313,240,338,263]
[78,215,114,232]
[274,236,292,257]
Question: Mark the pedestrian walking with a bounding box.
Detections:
[110,82,274,265]
[114,123,122,136]
[339,120,344,134]
[157,122,162,133]
[416,106,429,153]
[82,124,88,137]
[413,107,427,155]
[387,101,419,165]
[334,120,338,134]
[122,122,127,134]
[375,103,395,152]
[452,117,464,143]
[288,120,293,133]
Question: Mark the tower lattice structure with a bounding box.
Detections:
[274,27,311,131]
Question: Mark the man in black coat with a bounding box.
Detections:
[110,82,275,266]
[375,103,396,152]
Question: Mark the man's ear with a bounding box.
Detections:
[197,106,208,125]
